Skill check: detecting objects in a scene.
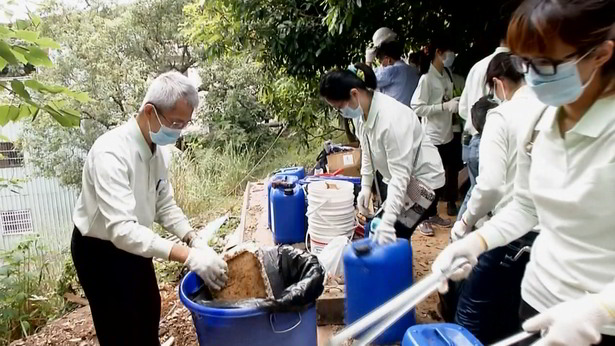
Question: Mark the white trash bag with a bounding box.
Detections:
[317,236,350,277]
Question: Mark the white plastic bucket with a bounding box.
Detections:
[305,180,356,254]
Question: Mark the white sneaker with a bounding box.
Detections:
[418,222,435,237]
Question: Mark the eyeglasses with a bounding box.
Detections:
[510,47,596,76]
[152,105,193,129]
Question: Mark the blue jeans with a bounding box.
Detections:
[458,135,480,221]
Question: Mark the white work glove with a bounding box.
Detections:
[442,97,460,114]
[366,47,377,64]
[450,219,470,242]
[357,186,372,216]
[189,234,209,250]
[373,213,396,245]
[431,232,486,292]
[524,293,615,346]
[185,247,228,291]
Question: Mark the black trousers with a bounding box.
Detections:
[375,171,439,239]
[515,300,615,346]
[435,138,460,204]
[71,228,162,346]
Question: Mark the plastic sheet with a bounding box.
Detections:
[190,245,325,313]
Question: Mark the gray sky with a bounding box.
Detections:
[1,0,135,23]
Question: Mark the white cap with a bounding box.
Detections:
[372,27,397,47]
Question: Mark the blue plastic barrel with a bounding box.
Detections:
[343,238,416,344]
[402,323,483,346]
[267,167,305,229]
[271,181,306,244]
[179,271,317,346]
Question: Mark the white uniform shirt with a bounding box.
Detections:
[476,95,615,335]
[464,86,544,226]
[72,117,192,260]
[458,47,510,135]
[411,64,455,145]
[359,92,445,217]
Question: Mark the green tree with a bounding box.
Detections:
[19,0,198,187]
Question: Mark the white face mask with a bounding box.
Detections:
[442,51,456,68]
[341,95,363,119]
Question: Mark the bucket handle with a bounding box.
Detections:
[269,312,302,334]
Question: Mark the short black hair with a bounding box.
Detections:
[485,52,524,90]
[376,41,403,61]
[319,63,377,101]
[472,96,500,135]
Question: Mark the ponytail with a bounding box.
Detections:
[319,62,377,101]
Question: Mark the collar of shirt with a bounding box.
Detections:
[128,116,155,161]
[364,92,382,130]
[428,63,444,79]
[536,96,615,138]
[494,46,510,55]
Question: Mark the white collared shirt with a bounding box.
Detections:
[476,95,615,335]
[464,86,544,226]
[458,47,510,135]
[411,64,455,145]
[359,92,445,217]
[72,117,192,260]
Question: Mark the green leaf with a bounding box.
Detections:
[30,13,41,27]
[10,80,31,100]
[0,105,10,126]
[43,103,80,127]
[7,106,19,121]
[10,47,28,64]
[0,41,18,65]
[35,37,61,49]
[65,90,92,103]
[0,26,13,38]
[15,20,30,30]
[18,105,34,121]
[14,30,39,43]
[24,80,66,94]
[23,46,52,67]
[0,56,6,70]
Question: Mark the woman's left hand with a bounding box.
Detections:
[524,295,612,346]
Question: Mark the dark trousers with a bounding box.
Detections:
[515,301,615,346]
[374,171,439,239]
[453,232,537,344]
[435,138,460,204]
[71,228,162,346]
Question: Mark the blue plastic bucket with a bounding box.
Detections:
[402,323,483,346]
[179,271,317,346]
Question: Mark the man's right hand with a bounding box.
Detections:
[185,246,228,291]
[357,187,372,216]
[443,97,460,114]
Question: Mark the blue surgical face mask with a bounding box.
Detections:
[341,95,363,119]
[525,50,597,107]
[149,107,182,146]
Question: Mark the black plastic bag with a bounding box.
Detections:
[190,245,325,313]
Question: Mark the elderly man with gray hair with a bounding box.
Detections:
[71,71,227,346]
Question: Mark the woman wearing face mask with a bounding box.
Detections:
[411,38,460,233]
[319,63,445,244]
[432,1,615,345]
[448,52,546,344]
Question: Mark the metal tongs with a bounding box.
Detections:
[327,255,539,346]
[327,257,470,346]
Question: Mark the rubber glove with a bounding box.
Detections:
[443,97,460,114]
[366,47,377,64]
[185,246,228,291]
[431,232,486,292]
[357,186,372,216]
[373,213,396,245]
[189,234,209,250]
[450,218,470,242]
[524,288,615,346]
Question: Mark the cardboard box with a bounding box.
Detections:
[327,148,361,177]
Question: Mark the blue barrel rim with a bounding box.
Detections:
[179,271,267,317]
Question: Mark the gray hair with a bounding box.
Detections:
[139,71,199,113]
